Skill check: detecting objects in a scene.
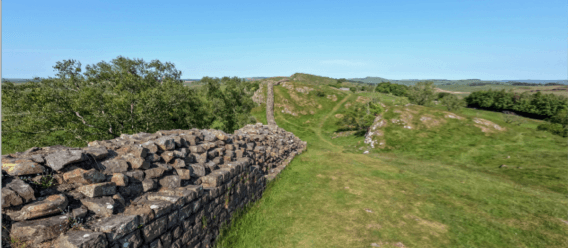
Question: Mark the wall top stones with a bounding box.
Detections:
[1,123,306,247]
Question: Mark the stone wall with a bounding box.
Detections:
[1,123,307,248]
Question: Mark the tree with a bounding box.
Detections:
[407,81,435,106]
[440,94,464,111]
[2,56,257,153]
[338,100,384,135]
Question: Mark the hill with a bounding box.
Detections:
[217,74,568,248]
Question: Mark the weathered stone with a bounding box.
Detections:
[101,159,129,174]
[63,168,106,184]
[160,230,172,248]
[201,172,223,187]
[184,153,196,163]
[128,157,150,170]
[92,215,139,241]
[111,173,128,186]
[147,193,184,208]
[183,135,198,146]
[1,161,46,176]
[167,210,180,229]
[144,167,165,179]
[156,137,175,151]
[188,163,206,177]
[142,179,156,192]
[194,153,207,163]
[141,216,168,243]
[155,162,173,171]
[212,156,223,165]
[172,158,186,168]
[2,188,23,207]
[130,145,148,158]
[77,182,117,198]
[118,183,143,197]
[159,175,181,189]
[204,161,219,171]
[149,239,163,248]
[124,205,155,225]
[55,230,108,248]
[160,151,175,163]
[188,145,205,154]
[175,168,191,180]
[6,178,36,203]
[30,154,45,163]
[113,193,126,206]
[81,196,116,217]
[124,170,145,183]
[10,214,71,244]
[116,229,143,248]
[145,153,161,162]
[8,194,68,221]
[72,205,88,219]
[44,149,85,171]
[83,146,109,160]
[141,141,159,153]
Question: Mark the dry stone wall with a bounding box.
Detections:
[1,123,307,248]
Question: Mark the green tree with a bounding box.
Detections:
[407,81,435,106]
[2,56,257,154]
[440,94,464,111]
[338,101,384,134]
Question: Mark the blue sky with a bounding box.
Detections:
[2,0,566,80]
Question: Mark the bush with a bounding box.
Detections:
[349,87,356,93]
[437,92,451,99]
[537,123,568,137]
[338,101,384,134]
[407,81,435,106]
[375,82,408,97]
[315,91,325,97]
[440,94,464,111]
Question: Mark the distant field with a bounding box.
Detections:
[437,84,568,97]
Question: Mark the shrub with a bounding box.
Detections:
[537,123,568,137]
[315,91,325,97]
[407,81,435,106]
[437,92,451,99]
[375,82,408,97]
[440,94,464,111]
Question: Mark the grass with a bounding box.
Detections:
[216,80,568,247]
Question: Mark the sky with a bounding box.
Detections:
[2,0,567,80]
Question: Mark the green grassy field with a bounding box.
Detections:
[216,79,568,247]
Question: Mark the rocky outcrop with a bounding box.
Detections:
[1,123,307,248]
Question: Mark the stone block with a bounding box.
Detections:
[113,193,126,206]
[64,168,106,184]
[8,194,68,221]
[10,214,71,244]
[78,182,117,198]
[128,156,150,170]
[124,205,155,225]
[6,178,35,203]
[142,179,156,192]
[188,163,206,177]
[111,173,129,186]
[144,167,165,179]
[83,146,109,160]
[2,161,46,176]
[81,196,116,217]
[156,137,175,151]
[160,230,172,248]
[142,216,168,243]
[167,210,179,229]
[55,230,108,248]
[172,158,186,169]
[175,168,191,180]
[160,151,175,163]
[101,159,130,174]
[159,175,181,189]
[1,188,23,207]
[116,229,143,248]
[124,170,145,183]
[92,215,139,241]
[44,149,85,171]
[142,141,159,153]
[146,153,161,162]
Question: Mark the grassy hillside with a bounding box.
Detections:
[217,75,568,247]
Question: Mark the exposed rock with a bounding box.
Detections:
[2,161,46,176]
[101,159,130,174]
[159,175,181,189]
[156,137,175,151]
[6,178,36,203]
[8,194,68,221]
[142,179,156,192]
[2,188,23,207]
[55,230,109,248]
[81,196,116,217]
[92,215,139,241]
[111,173,129,186]
[63,168,106,184]
[83,146,110,160]
[45,149,85,171]
[77,182,117,198]
[10,214,71,244]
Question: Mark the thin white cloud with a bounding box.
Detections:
[320,60,366,66]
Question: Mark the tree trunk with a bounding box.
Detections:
[266,82,277,126]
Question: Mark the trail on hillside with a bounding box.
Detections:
[314,94,353,150]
